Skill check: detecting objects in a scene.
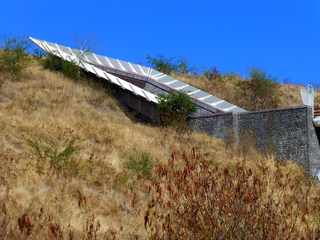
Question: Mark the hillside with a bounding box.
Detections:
[146,55,319,110]
[0,62,227,237]
[173,72,320,110]
[1,59,320,238]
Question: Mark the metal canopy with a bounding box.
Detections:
[30,37,247,114]
[29,37,158,103]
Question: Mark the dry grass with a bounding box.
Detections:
[146,150,320,239]
[0,61,320,239]
[0,62,227,238]
[173,72,320,108]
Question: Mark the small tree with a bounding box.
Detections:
[236,69,280,110]
[0,37,30,80]
[157,92,196,129]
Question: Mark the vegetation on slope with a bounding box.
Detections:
[0,40,320,239]
[157,91,196,130]
[0,60,229,238]
[148,55,320,110]
[146,151,320,239]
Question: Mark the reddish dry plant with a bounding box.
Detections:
[145,148,320,240]
[17,213,33,236]
[0,206,121,240]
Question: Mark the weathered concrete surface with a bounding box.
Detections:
[308,108,320,174]
[189,106,320,173]
[237,107,310,170]
[188,113,233,141]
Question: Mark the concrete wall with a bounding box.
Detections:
[307,107,320,174]
[189,106,320,173]
[188,113,233,140]
[237,107,310,170]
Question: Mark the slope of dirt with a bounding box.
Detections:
[0,62,319,239]
[0,64,228,238]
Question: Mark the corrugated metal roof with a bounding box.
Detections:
[30,37,247,114]
[29,37,158,103]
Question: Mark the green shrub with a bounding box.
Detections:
[236,69,280,110]
[27,137,79,176]
[43,54,82,80]
[125,150,154,177]
[0,37,30,80]
[157,92,196,128]
[146,55,176,75]
[146,56,191,75]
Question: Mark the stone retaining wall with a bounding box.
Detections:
[189,106,320,173]
[107,82,320,173]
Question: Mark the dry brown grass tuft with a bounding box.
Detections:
[146,149,320,239]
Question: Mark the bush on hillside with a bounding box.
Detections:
[43,54,82,80]
[236,69,280,110]
[203,67,221,81]
[125,150,154,178]
[147,56,191,75]
[0,37,30,80]
[157,92,196,129]
[145,149,320,239]
[146,56,176,74]
[176,58,190,74]
[27,136,80,177]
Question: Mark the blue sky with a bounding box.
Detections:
[1,0,319,85]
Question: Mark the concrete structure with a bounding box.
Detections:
[189,106,320,173]
[103,80,320,174]
[30,37,320,175]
